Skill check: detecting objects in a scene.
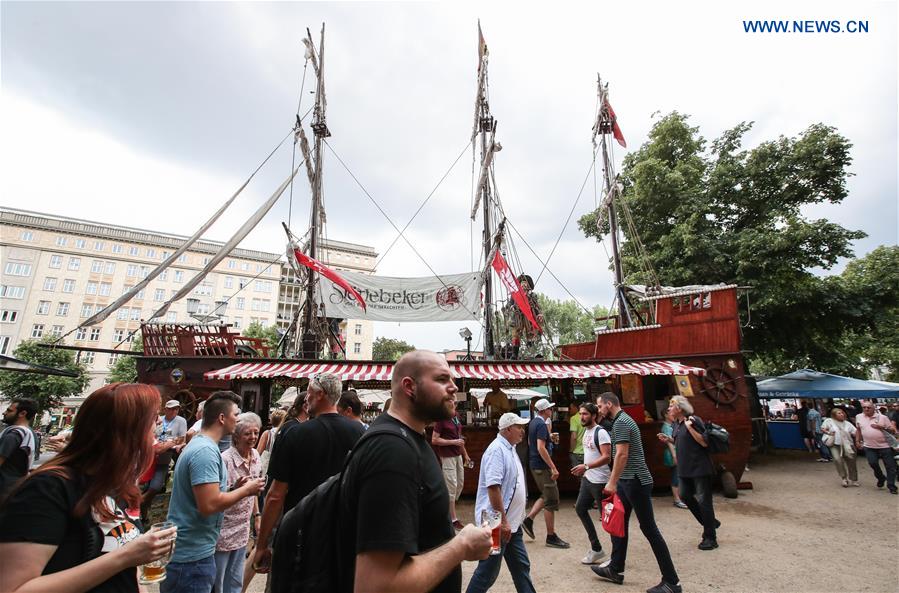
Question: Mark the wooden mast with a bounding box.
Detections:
[300,24,330,359]
[474,23,496,359]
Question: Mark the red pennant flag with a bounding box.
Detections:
[606,100,627,148]
[292,247,367,312]
[491,251,540,332]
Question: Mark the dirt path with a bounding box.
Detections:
[456,450,898,593]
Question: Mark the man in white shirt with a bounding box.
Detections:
[571,402,612,564]
[466,413,536,593]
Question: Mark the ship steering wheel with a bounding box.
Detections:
[699,363,744,408]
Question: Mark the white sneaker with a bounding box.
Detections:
[581,549,607,564]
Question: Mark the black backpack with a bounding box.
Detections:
[270,422,420,593]
[704,420,731,454]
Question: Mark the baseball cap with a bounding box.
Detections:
[534,398,555,412]
[498,412,530,431]
[165,399,181,409]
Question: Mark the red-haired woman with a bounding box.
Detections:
[0,383,178,592]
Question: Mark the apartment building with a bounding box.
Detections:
[278,238,378,360]
[1,207,281,393]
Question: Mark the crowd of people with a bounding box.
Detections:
[1,354,897,593]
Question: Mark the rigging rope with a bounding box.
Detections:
[323,140,487,327]
[374,139,473,270]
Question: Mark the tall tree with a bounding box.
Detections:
[534,294,608,359]
[0,338,88,415]
[578,113,866,374]
[372,337,415,361]
[242,322,281,355]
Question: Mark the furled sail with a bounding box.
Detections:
[148,164,302,320]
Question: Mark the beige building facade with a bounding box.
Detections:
[1,207,281,393]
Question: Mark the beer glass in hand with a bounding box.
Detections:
[138,521,177,584]
[480,510,502,555]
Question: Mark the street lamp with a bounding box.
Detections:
[185,298,229,324]
[459,327,473,361]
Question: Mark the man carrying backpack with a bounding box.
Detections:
[340,350,492,593]
[660,395,719,550]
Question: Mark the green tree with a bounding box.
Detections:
[242,322,281,355]
[372,337,415,361]
[534,294,608,358]
[0,338,88,416]
[578,113,866,374]
[106,336,143,384]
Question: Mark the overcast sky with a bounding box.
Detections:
[2,1,896,352]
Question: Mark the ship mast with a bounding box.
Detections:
[300,24,330,359]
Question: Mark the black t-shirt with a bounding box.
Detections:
[673,416,715,478]
[341,414,459,593]
[0,426,29,495]
[0,472,140,593]
[797,407,810,435]
[269,413,365,511]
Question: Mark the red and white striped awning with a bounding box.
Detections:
[204,359,704,381]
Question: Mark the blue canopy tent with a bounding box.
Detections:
[759,370,899,449]
[757,369,899,399]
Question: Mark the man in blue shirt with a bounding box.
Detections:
[163,391,265,593]
[521,398,569,549]
[467,413,535,593]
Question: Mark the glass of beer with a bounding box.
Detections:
[138,521,177,584]
[550,432,560,445]
[480,509,502,555]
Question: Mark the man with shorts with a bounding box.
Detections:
[521,398,569,548]
[432,400,472,530]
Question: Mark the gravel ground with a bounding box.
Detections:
[162,449,898,593]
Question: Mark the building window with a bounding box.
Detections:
[193,281,213,296]
[159,269,168,281]
[0,311,18,323]
[113,329,125,342]
[62,279,76,293]
[68,257,81,271]
[43,277,57,291]
[50,325,64,337]
[31,324,44,338]
[108,352,120,366]
[177,254,187,263]
[89,328,101,341]
[130,309,140,321]
[0,337,10,355]
[353,343,361,354]
[235,297,245,310]
[174,270,184,283]
[224,276,234,289]
[56,236,67,247]
[255,280,272,293]
[228,260,236,269]
[36,301,50,315]
[161,251,170,260]
[86,281,98,295]
[49,255,63,268]
[239,278,248,289]
[154,288,165,302]
[166,311,177,323]
[196,303,210,315]
[91,260,103,273]
[232,317,242,329]
[0,285,25,299]
[82,305,94,318]
[126,264,138,277]
[99,283,112,296]
[121,285,133,296]
[75,239,86,249]
[129,246,139,256]
[4,263,32,276]
[241,262,249,271]
[57,302,70,316]
[94,241,104,251]
[20,231,34,241]
[82,351,95,365]
[147,248,156,258]
[105,262,116,274]
[75,327,87,340]
[112,244,123,254]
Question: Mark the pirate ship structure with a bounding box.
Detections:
[56,24,751,494]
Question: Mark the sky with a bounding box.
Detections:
[2,1,896,353]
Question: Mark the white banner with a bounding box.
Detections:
[320,270,483,322]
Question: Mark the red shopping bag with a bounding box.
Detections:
[601,493,626,538]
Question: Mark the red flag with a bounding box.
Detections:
[606,100,627,148]
[491,251,540,332]
[291,247,367,312]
